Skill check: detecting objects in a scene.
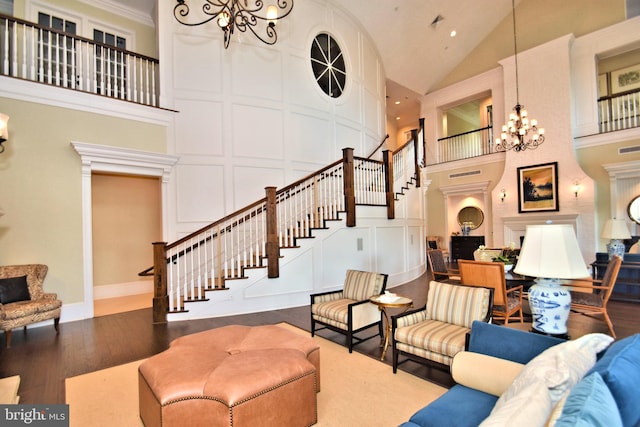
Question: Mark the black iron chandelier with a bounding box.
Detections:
[495,0,545,152]
[174,0,294,49]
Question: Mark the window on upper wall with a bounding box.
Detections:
[37,12,77,86]
[310,33,346,98]
[93,29,128,98]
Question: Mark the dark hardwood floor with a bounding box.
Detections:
[0,270,638,405]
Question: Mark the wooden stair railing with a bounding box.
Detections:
[146,142,423,323]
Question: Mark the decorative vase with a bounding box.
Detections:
[503,264,513,273]
[528,279,571,335]
[606,239,625,261]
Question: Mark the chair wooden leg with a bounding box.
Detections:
[5,330,11,349]
[602,312,616,338]
[54,317,60,334]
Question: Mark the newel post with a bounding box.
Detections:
[383,150,395,219]
[342,147,356,227]
[411,128,421,188]
[265,186,280,278]
[152,241,168,324]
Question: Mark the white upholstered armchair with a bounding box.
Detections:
[310,269,388,352]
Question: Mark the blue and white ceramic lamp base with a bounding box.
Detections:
[607,239,625,261]
[528,279,571,335]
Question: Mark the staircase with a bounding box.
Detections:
[144,136,425,323]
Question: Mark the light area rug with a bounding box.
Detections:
[66,323,446,427]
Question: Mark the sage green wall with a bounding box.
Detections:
[434,0,626,92]
[0,97,165,304]
[576,138,640,243]
[13,0,157,57]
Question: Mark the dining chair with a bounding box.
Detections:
[567,255,622,337]
[427,249,460,282]
[427,236,449,261]
[458,260,524,324]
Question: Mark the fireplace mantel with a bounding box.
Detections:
[502,214,579,247]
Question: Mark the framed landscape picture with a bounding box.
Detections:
[517,162,559,213]
[611,65,640,94]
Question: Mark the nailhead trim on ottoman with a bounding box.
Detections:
[138,324,320,427]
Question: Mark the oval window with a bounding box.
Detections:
[310,33,346,98]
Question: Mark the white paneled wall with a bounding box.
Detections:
[159,0,387,242]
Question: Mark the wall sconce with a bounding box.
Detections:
[0,113,8,154]
[499,188,507,203]
[571,182,581,198]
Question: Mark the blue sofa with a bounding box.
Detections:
[401,321,640,427]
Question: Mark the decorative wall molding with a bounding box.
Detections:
[503,214,579,247]
[77,0,155,27]
[71,142,178,317]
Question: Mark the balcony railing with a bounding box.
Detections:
[0,13,159,107]
[431,126,495,164]
[598,89,640,133]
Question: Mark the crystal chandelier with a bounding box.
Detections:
[495,0,545,152]
[174,0,294,49]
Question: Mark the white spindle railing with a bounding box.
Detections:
[164,202,267,312]
[434,126,494,164]
[392,140,416,191]
[0,14,159,107]
[599,91,640,133]
[156,152,398,314]
[354,157,385,205]
[277,162,345,247]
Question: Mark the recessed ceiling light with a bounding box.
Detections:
[450,30,457,37]
[395,101,400,105]
[396,117,401,120]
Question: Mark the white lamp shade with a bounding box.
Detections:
[514,224,589,279]
[601,219,631,240]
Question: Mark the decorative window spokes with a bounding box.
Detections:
[311,33,346,98]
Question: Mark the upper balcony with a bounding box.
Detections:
[0,13,159,108]
[427,86,640,166]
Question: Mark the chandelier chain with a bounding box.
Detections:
[495,0,545,152]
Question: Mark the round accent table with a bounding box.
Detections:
[369,294,413,360]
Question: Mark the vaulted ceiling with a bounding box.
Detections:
[113,0,520,128]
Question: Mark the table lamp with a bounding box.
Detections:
[514,223,589,336]
[601,218,630,261]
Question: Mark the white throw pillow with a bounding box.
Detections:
[495,333,613,408]
[479,381,551,427]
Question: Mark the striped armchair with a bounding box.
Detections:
[391,281,492,373]
[0,264,62,348]
[310,269,388,352]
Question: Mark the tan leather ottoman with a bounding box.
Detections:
[138,324,320,427]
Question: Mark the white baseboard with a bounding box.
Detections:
[93,280,154,300]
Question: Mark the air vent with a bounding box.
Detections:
[449,170,481,179]
[619,145,640,155]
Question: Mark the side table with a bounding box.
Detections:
[369,294,413,360]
